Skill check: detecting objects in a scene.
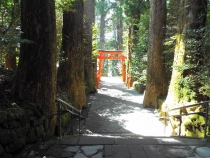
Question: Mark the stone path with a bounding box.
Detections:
[16,135,210,158]
[15,77,210,158]
[81,77,171,136]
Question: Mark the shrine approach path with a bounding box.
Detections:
[81,77,171,136]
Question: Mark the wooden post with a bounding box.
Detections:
[98,53,103,80]
[127,74,131,89]
[97,52,103,88]
[122,58,126,82]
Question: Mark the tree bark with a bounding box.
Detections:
[99,0,105,50]
[84,0,96,94]
[12,0,57,136]
[124,0,141,87]
[126,26,133,80]
[117,15,123,50]
[143,0,168,108]
[57,0,86,109]
[162,0,207,110]
[116,1,123,51]
[126,25,139,86]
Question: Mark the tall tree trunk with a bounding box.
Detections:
[57,0,86,109]
[117,13,123,50]
[84,0,96,94]
[126,24,139,85]
[143,0,168,108]
[117,19,123,50]
[99,0,105,50]
[125,0,141,87]
[100,14,105,50]
[126,26,133,78]
[162,0,207,110]
[12,0,57,136]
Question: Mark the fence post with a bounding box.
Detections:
[179,109,182,136]
[164,112,166,135]
[204,102,209,140]
[58,101,62,139]
[71,114,73,135]
[79,110,81,135]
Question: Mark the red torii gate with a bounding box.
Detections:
[97,50,126,88]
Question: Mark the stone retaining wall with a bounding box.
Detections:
[0,103,48,157]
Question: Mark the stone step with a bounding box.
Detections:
[15,135,210,158]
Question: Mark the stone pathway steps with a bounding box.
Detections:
[14,77,210,158]
[15,135,210,158]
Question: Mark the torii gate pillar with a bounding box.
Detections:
[97,50,126,88]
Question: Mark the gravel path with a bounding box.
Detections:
[82,77,170,136]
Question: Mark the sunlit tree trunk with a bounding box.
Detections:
[143,0,168,108]
[117,14,123,50]
[57,0,86,109]
[12,0,57,136]
[99,0,105,50]
[126,26,134,77]
[100,1,107,75]
[124,0,141,86]
[84,0,96,94]
[162,0,207,110]
[99,14,105,50]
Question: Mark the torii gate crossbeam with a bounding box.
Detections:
[97,50,126,88]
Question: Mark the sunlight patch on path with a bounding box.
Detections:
[100,77,144,104]
[119,110,170,136]
[85,77,172,136]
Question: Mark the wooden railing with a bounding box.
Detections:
[162,101,210,139]
[56,98,85,138]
